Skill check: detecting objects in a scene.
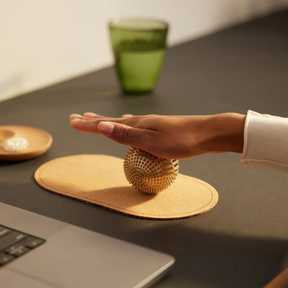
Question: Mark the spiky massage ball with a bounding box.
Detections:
[124,147,179,194]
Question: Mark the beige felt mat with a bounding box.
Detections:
[34,154,219,219]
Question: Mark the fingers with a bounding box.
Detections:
[70,112,102,121]
[70,116,129,134]
[70,118,100,133]
[98,121,155,148]
[70,113,140,137]
[70,112,133,119]
[70,115,155,150]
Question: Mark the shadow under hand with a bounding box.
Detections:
[78,186,157,209]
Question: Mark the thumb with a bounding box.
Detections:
[98,121,150,147]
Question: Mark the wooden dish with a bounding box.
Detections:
[0,125,53,161]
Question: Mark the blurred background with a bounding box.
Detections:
[1,0,288,102]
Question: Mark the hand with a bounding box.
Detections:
[70,112,246,159]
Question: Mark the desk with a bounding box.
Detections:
[1,10,288,288]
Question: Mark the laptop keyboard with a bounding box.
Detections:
[0,225,45,267]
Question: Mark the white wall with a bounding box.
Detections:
[1,0,288,102]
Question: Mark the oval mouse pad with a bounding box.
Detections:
[34,154,219,220]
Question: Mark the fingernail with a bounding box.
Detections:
[84,112,98,117]
[122,114,133,118]
[70,114,81,118]
[71,119,80,124]
[99,122,115,136]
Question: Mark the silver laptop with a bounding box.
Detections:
[0,202,175,288]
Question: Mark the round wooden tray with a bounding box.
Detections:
[0,125,53,161]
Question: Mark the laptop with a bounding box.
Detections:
[0,202,175,288]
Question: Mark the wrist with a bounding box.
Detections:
[206,113,246,154]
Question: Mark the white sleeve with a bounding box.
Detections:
[241,110,288,171]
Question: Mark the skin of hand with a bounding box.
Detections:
[69,112,246,160]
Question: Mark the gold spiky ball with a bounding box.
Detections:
[124,147,179,194]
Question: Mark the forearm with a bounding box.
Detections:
[206,110,288,172]
[204,113,246,154]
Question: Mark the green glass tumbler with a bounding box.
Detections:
[109,18,168,94]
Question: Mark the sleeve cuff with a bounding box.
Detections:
[241,110,288,171]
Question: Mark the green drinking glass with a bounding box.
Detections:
[109,18,168,94]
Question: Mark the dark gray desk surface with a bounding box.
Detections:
[1,10,288,288]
